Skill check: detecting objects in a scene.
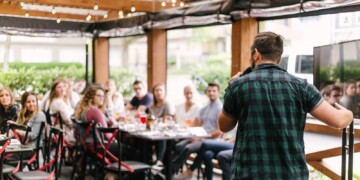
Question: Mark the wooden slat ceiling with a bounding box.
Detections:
[0,0,206,22]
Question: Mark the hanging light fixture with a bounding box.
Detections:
[161,1,166,7]
[56,18,61,23]
[93,2,99,10]
[131,5,136,12]
[51,7,56,14]
[86,13,91,21]
[118,10,124,18]
[25,11,29,17]
[180,1,184,7]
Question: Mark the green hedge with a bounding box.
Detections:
[0,62,83,70]
[0,63,137,98]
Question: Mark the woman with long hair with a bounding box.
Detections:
[75,84,111,139]
[46,78,75,144]
[15,91,46,149]
[0,87,20,133]
[149,83,175,169]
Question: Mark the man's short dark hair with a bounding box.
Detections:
[133,80,144,86]
[251,32,284,62]
[208,83,220,91]
[321,84,341,96]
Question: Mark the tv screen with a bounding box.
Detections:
[313,40,360,118]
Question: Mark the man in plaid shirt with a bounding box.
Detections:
[219,32,353,179]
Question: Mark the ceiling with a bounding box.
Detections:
[1,0,360,37]
[0,0,209,22]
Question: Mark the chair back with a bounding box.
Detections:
[0,138,11,179]
[6,123,32,145]
[47,126,64,179]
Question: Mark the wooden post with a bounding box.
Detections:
[231,18,258,76]
[147,29,167,91]
[93,37,109,84]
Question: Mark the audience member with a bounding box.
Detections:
[73,79,87,95]
[216,149,233,180]
[174,85,201,126]
[0,87,20,134]
[340,80,356,111]
[171,83,222,173]
[149,83,175,169]
[125,80,153,112]
[45,78,75,145]
[105,79,125,119]
[321,84,341,106]
[66,79,81,109]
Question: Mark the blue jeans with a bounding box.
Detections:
[216,149,233,180]
[171,139,202,172]
[190,140,234,180]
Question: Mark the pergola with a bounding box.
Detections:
[1,0,360,178]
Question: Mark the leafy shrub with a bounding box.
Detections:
[0,62,83,70]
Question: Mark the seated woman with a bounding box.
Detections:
[105,79,125,120]
[0,87,20,134]
[8,91,46,158]
[174,85,201,127]
[149,83,175,168]
[45,78,75,145]
[74,84,112,141]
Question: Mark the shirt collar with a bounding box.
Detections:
[252,63,287,72]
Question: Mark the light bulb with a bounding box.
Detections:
[103,14,108,18]
[180,1,184,7]
[56,18,61,23]
[118,10,124,18]
[172,2,175,7]
[171,0,176,3]
[161,1,166,7]
[25,12,29,17]
[52,7,56,14]
[94,3,98,10]
[131,5,136,12]
[86,14,91,21]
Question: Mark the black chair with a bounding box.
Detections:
[96,127,150,179]
[9,126,64,180]
[6,123,32,145]
[71,118,97,179]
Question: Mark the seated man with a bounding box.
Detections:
[174,126,236,180]
[125,80,153,112]
[321,84,341,106]
[171,83,223,173]
[216,149,233,180]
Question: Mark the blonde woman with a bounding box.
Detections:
[0,87,20,134]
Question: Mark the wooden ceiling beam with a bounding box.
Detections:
[3,0,180,12]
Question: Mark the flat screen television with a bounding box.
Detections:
[313,40,360,117]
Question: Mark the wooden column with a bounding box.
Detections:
[93,37,109,84]
[147,29,167,91]
[231,18,258,76]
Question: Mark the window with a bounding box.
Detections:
[295,55,313,74]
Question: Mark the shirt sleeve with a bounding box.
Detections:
[304,83,324,112]
[86,107,111,140]
[222,84,238,119]
[144,93,153,107]
[164,102,175,116]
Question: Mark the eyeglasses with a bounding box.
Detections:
[96,94,105,98]
[134,87,142,91]
[331,94,341,98]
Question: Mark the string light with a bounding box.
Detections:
[171,0,176,3]
[180,1,185,7]
[52,7,56,14]
[131,5,136,12]
[25,11,29,17]
[161,1,166,7]
[103,14,108,18]
[86,14,91,21]
[118,10,124,18]
[56,18,61,23]
[93,2,98,10]
[172,2,175,7]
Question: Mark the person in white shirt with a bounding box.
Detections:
[174,85,201,127]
